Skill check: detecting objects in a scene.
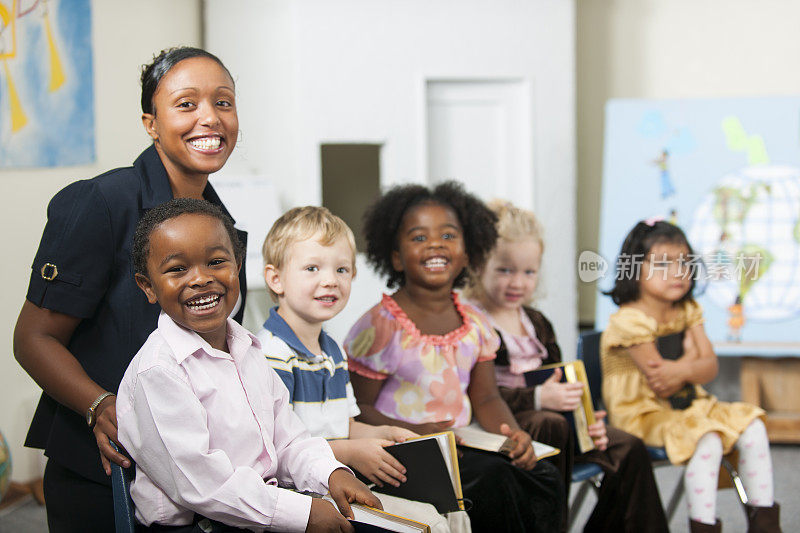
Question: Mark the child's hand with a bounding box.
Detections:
[500,423,538,470]
[645,359,687,397]
[327,468,383,521]
[347,439,407,487]
[306,497,354,533]
[381,425,418,443]
[539,368,584,412]
[588,410,609,451]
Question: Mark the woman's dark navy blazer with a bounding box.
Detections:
[24,145,248,485]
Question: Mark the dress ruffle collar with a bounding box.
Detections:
[381,292,472,347]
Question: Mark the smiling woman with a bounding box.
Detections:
[141,53,239,194]
[12,47,247,533]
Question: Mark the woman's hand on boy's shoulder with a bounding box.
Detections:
[326,468,383,523]
[501,423,538,470]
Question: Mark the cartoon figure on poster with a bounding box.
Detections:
[0,0,94,167]
[596,97,800,347]
[653,149,675,199]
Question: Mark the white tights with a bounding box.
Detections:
[684,419,773,524]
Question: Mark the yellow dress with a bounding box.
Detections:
[600,300,764,465]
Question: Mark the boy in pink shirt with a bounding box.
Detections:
[117,198,379,532]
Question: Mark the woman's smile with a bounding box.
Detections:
[187,135,224,153]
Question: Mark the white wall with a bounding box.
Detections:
[205,0,578,353]
[1,0,202,482]
[577,0,800,323]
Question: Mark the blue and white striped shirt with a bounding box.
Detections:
[258,307,359,440]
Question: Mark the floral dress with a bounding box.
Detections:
[346,293,565,533]
[344,292,500,427]
[601,299,764,464]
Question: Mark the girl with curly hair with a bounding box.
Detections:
[344,182,564,533]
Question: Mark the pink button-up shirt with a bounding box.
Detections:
[117,313,346,532]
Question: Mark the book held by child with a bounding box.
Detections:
[321,495,431,533]
[371,431,464,514]
[523,360,597,454]
[452,425,559,460]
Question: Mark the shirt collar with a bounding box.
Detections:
[135,144,238,225]
[137,145,174,210]
[262,307,343,362]
[157,312,260,364]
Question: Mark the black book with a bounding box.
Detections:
[656,331,696,409]
[371,432,464,514]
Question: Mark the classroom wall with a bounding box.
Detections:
[1,0,202,482]
[204,0,578,353]
[577,0,800,323]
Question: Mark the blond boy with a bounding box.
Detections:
[257,206,469,533]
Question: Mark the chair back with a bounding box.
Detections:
[109,441,136,533]
[577,331,604,410]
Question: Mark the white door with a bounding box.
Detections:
[425,79,535,210]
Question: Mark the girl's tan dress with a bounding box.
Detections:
[601,300,764,464]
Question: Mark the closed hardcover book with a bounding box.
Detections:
[656,331,696,410]
[321,495,431,533]
[524,360,597,454]
[372,431,464,514]
[452,424,559,460]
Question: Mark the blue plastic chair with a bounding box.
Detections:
[577,330,688,520]
[576,330,749,523]
[109,441,136,533]
[567,462,603,530]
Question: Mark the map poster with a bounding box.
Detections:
[594,97,800,351]
[0,0,94,167]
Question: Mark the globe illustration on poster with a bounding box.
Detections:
[688,166,800,322]
[596,97,800,346]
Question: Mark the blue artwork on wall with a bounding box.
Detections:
[595,97,800,353]
[0,0,94,167]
